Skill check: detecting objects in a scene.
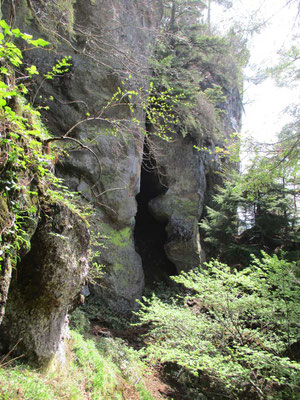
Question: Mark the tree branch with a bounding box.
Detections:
[44,136,102,182]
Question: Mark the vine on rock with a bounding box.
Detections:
[0,20,89,324]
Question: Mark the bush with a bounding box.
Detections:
[69,309,90,333]
[136,252,300,399]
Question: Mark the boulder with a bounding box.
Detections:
[0,202,89,367]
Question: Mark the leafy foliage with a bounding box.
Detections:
[201,172,299,265]
[265,44,300,88]
[147,0,246,167]
[200,174,242,263]
[136,253,300,399]
[0,22,89,270]
[0,22,50,267]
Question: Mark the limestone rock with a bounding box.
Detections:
[89,214,144,313]
[0,0,241,313]
[0,203,89,367]
[147,136,208,272]
[8,0,162,313]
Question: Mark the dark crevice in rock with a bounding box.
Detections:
[134,138,177,287]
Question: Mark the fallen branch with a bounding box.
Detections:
[95,186,125,198]
[0,338,22,365]
[249,379,265,399]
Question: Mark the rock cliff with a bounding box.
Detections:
[0,202,89,366]
[1,0,242,330]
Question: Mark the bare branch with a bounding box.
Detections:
[44,136,102,182]
[95,186,126,198]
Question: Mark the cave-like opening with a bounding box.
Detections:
[134,138,177,287]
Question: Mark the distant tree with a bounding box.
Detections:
[206,0,232,33]
[200,127,300,265]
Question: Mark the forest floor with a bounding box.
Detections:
[90,321,183,400]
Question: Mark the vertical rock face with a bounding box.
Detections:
[148,136,207,273]
[146,89,242,274]
[1,0,163,311]
[0,203,89,366]
[1,0,242,315]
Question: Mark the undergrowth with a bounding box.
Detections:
[0,331,154,400]
[135,252,300,399]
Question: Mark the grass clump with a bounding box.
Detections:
[0,330,155,400]
[0,366,56,400]
[0,331,123,400]
[71,331,123,399]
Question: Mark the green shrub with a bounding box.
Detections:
[136,252,300,399]
[0,20,88,271]
[69,308,90,333]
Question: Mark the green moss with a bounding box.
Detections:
[174,197,198,217]
[113,263,124,273]
[20,0,34,25]
[56,0,76,32]
[98,222,132,249]
[110,227,131,248]
[23,0,76,39]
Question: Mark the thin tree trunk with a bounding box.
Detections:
[207,0,211,34]
[170,1,176,31]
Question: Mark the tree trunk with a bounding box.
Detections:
[207,0,211,34]
[170,1,176,31]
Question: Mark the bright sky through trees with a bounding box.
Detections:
[242,0,299,144]
[213,0,299,147]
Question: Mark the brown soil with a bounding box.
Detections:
[121,380,140,400]
[143,364,179,400]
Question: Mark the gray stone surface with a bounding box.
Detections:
[0,203,89,367]
[148,136,209,272]
[1,0,241,314]
[2,0,162,312]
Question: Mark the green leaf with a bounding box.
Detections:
[28,38,49,47]
[0,20,12,35]
[26,65,39,76]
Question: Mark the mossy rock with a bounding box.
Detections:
[0,194,11,233]
[149,194,199,222]
[99,222,132,250]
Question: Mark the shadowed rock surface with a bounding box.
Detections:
[0,203,89,366]
[0,0,242,324]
